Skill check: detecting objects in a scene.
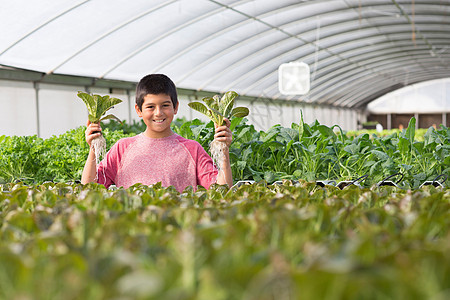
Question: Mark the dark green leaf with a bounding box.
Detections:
[317,125,335,138]
[405,117,416,142]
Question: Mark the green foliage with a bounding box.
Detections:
[77,92,123,124]
[188,91,249,126]
[102,119,147,135]
[0,135,44,184]
[226,117,449,188]
[0,128,132,184]
[1,114,447,298]
[171,118,216,150]
[0,182,449,299]
[0,116,448,188]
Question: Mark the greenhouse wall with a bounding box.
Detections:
[0,79,360,138]
[366,79,450,129]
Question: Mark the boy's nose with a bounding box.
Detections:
[155,106,163,116]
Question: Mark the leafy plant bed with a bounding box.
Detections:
[0,181,449,299]
[1,117,449,188]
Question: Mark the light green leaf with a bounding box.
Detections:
[188,102,211,119]
[371,149,389,161]
[241,147,253,160]
[285,139,294,155]
[208,107,224,125]
[400,164,413,171]
[317,125,335,138]
[235,126,252,142]
[398,137,409,155]
[230,107,249,118]
[209,107,224,118]
[229,117,243,131]
[261,129,278,143]
[77,92,97,117]
[100,114,122,123]
[93,94,103,119]
[344,144,359,155]
[332,124,345,142]
[264,171,277,183]
[189,91,247,126]
[279,127,298,142]
[88,114,98,123]
[202,97,217,111]
[220,91,238,117]
[236,160,247,171]
[213,95,220,107]
[369,160,382,176]
[77,92,123,123]
[105,96,123,109]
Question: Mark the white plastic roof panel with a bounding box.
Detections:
[0,0,449,109]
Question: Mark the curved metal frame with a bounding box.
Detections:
[312,55,446,106]
[312,51,446,100]
[0,0,449,109]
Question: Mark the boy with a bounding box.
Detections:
[81,74,233,191]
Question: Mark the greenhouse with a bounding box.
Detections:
[0,1,449,299]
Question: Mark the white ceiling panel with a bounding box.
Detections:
[0,0,448,109]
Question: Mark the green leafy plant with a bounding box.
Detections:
[188,91,249,171]
[1,116,447,188]
[76,92,123,163]
[0,182,449,299]
[0,135,44,184]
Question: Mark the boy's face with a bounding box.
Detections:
[135,93,178,138]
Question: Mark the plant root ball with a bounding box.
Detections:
[91,134,106,164]
[210,139,227,172]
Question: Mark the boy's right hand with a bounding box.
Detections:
[85,121,102,147]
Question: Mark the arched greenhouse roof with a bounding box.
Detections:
[0,0,449,109]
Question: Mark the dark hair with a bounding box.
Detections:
[135,74,178,110]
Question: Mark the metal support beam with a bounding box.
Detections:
[127,89,132,123]
[34,82,40,137]
[415,112,419,129]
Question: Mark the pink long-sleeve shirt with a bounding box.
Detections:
[96,133,218,192]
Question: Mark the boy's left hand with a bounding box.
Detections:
[214,118,232,148]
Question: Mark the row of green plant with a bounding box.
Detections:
[1,117,448,188]
[0,128,132,184]
[347,128,431,141]
[227,116,449,188]
[0,181,448,299]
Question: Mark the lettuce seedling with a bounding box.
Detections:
[77,92,123,163]
[188,91,249,171]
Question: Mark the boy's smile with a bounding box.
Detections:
[136,93,178,138]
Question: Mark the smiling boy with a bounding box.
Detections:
[81,74,233,191]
